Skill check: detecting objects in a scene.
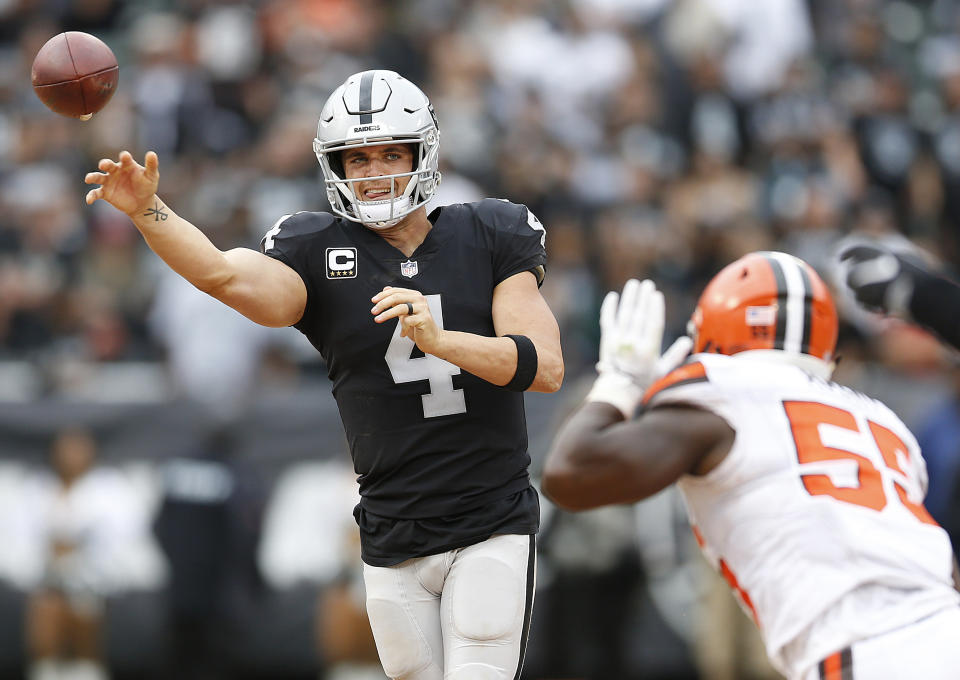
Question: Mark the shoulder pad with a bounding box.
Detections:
[475,197,527,220]
[642,361,709,407]
[477,199,546,244]
[469,198,532,229]
[260,211,336,254]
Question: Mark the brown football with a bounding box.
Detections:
[31,32,118,120]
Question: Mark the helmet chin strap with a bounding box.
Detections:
[347,172,420,228]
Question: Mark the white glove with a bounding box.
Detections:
[586,279,693,418]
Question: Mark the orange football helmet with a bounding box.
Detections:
[689,251,838,361]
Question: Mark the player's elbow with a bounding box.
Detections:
[194,269,236,303]
[191,275,221,299]
[540,460,596,512]
[533,353,564,393]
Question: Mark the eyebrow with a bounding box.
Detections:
[343,145,409,160]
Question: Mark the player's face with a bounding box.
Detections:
[342,143,415,200]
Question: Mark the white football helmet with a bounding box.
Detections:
[313,70,441,228]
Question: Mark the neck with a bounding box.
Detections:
[370,207,432,257]
[735,350,835,380]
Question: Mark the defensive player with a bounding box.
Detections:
[542,252,960,680]
[84,70,563,680]
[840,241,960,351]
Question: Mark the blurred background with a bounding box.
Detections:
[2,0,960,678]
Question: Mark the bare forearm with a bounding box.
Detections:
[128,195,230,293]
[86,151,302,325]
[433,330,562,392]
[541,402,626,510]
[542,404,727,511]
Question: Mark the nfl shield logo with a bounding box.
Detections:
[401,260,419,278]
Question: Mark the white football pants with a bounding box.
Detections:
[800,605,960,679]
[362,533,536,680]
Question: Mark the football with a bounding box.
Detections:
[31,32,118,120]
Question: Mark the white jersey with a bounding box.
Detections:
[643,352,960,679]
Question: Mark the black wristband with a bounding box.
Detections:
[503,334,538,391]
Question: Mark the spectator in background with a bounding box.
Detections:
[22,428,163,680]
[25,429,109,680]
[915,364,960,535]
[153,427,267,680]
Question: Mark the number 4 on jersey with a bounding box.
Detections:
[385,294,466,418]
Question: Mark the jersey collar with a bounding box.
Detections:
[733,350,835,380]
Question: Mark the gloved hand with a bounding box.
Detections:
[586,279,693,419]
[839,243,924,319]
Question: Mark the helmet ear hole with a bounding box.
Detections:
[330,151,345,178]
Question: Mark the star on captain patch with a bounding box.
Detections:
[400,260,418,278]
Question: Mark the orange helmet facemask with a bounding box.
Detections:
[689,251,838,362]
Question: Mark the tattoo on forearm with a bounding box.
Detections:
[143,201,168,221]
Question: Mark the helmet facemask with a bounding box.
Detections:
[314,131,440,229]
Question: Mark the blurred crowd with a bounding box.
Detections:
[2,0,960,392]
[4,0,960,678]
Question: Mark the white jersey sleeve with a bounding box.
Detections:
[642,353,959,678]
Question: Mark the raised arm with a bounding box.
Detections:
[541,277,731,510]
[541,401,733,511]
[841,242,960,351]
[370,270,564,392]
[85,151,306,327]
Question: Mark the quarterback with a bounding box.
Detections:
[85,70,562,680]
[543,252,960,680]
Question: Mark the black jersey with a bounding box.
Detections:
[261,199,545,565]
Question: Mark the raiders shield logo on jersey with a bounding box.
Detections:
[401,260,418,278]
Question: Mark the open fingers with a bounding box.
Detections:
[618,279,640,329]
[97,158,117,172]
[627,279,653,336]
[635,280,659,338]
[599,290,619,359]
[85,188,102,205]
[144,151,159,174]
[656,336,693,376]
[599,290,618,332]
[646,290,665,346]
[84,171,108,185]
